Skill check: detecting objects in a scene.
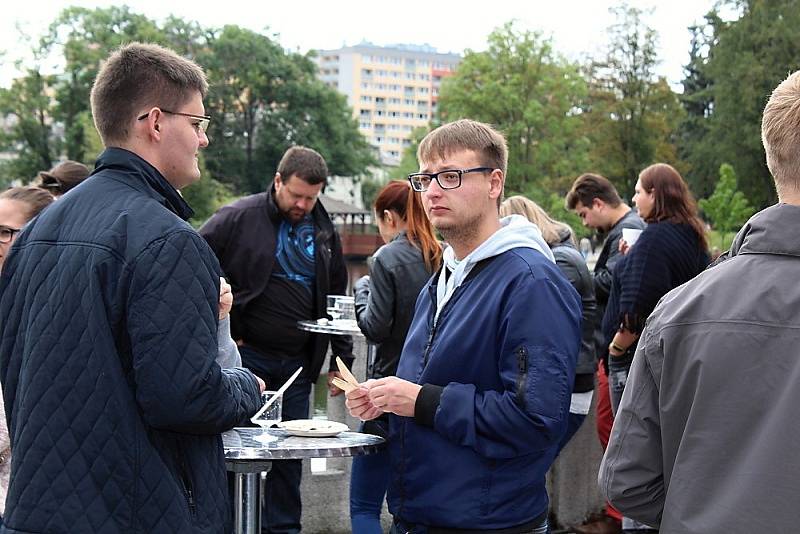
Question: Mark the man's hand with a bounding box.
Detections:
[345,381,383,421]
[367,376,422,417]
[219,277,233,320]
[327,371,344,397]
[253,374,266,394]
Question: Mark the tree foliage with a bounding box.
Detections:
[679,0,800,208]
[584,5,684,200]
[0,6,374,199]
[437,22,590,195]
[699,163,755,248]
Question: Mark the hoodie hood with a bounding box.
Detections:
[435,214,554,322]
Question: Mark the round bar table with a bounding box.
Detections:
[223,427,385,534]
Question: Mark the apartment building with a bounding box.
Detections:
[314,42,460,166]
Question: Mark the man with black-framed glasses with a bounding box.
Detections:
[345,119,582,533]
[0,43,263,534]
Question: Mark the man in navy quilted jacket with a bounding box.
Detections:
[346,119,583,533]
[0,43,264,533]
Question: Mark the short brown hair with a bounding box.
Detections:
[417,119,508,175]
[90,42,208,147]
[417,119,507,206]
[277,146,329,185]
[762,70,800,199]
[0,187,55,220]
[565,173,622,210]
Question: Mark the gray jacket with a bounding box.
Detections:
[599,203,800,533]
[552,232,596,378]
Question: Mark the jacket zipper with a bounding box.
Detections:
[178,452,196,517]
[515,346,528,408]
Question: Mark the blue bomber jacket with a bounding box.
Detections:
[388,247,582,529]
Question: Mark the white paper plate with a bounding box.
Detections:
[276,419,349,437]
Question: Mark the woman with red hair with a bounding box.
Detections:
[350,180,441,533]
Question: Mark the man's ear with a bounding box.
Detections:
[488,169,504,201]
[274,173,282,189]
[592,197,605,210]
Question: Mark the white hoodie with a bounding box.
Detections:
[435,214,554,324]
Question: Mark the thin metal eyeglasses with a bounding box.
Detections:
[137,109,211,133]
[0,225,21,244]
[407,167,495,192]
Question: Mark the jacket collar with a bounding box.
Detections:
[93,147,195,221]
[727,203,800,259]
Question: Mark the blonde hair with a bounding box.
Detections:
[762,70,800,199]
[500,195,573,246]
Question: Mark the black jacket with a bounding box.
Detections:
[354,232,434,379]
[551,232,597,381]
[593,209,646,359]
[0,148,261,533]
[199,186,353,379]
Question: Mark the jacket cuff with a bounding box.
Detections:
[414,384,444,428]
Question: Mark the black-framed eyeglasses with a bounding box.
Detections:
[0,225,21,244]
[407,167,495,192]
[137,108,211,133]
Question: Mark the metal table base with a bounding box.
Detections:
[223,428,384,534]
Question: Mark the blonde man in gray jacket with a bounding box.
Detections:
[599,69,800,533]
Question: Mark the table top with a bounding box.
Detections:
[222,427,384,460]
[297,319,363,336]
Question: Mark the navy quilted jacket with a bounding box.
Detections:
[0,148,261,533]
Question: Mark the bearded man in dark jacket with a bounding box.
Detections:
[0,43,264,534]
[200,146,353,534]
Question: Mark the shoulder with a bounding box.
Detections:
[374,238,424,269]
[203,193,268,231]
[500,247,566,287]
[221,193,268,215]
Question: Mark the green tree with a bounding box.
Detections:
[585,5,684,199]
[1,8,373,196]
[687,0,800,207]
[199,24,290,192]
[677,19,720,199]
[699,163,755,248]
[437,21,590,194]
[199,26,375,193]
[0,68,61,182]
[40,6,168,162]
[182,155,237,227]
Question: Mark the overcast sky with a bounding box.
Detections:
[1,0,722,89]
